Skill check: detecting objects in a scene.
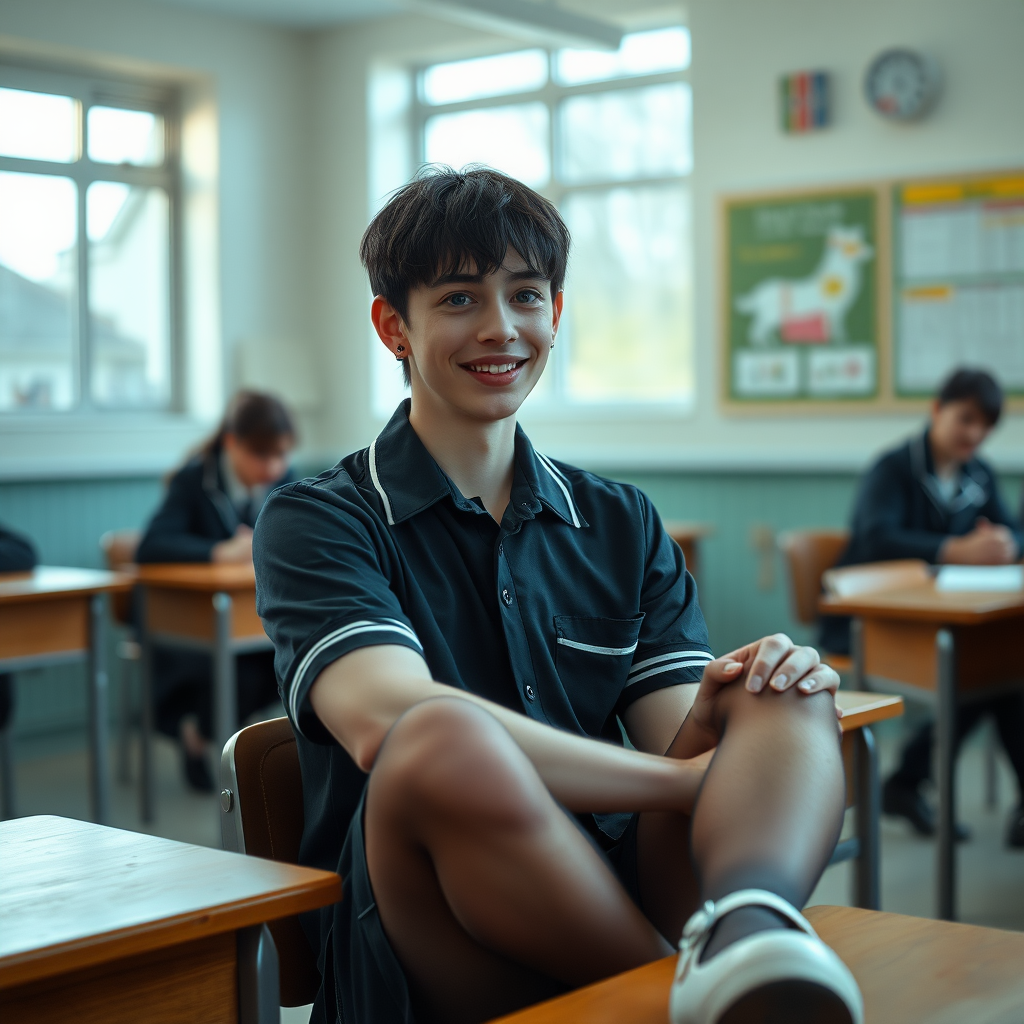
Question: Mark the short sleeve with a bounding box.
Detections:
[617,493,712,712]
[253,480,423,743]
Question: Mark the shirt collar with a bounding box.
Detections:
[367,400,587,529]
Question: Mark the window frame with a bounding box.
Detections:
[0,60,182,416]
[410,37,693,411]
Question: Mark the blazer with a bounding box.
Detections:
[137,444,293,564]
[0,524,37,573]
[820,429,1022,653]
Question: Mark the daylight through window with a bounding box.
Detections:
[0,67,177,413]
[415,27,693,406]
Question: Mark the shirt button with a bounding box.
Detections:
[525,685,536,702]
[502,588,512,605]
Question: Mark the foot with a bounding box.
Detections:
[669,890,863,1024]
[882,778,971,841]
[1007,806,1024,849]
[183,750,214,793]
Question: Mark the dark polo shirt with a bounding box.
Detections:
[254,400,712,874]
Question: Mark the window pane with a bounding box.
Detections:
[424,103,550,187]
[87,183,170,407]
[422,50,548,105]
[559,83,691,185]
[0,87,77,163]
[0,172,77,411]
[555,27,690,86]
[561,186,692,402]
[87,106,164,166]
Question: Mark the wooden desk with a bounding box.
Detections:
[0,568,132,824]
[821,577,1024,920]
[134,564,270,822]
[489,905,1024,1024]
[0,814,340,1024]
[663,522,715,584]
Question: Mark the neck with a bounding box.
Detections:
[408,398,517,522]
[927,432,960,477]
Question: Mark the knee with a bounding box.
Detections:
[717,679,839,740]
[369,697,545,827]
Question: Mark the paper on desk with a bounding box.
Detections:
[935,565,1024,592]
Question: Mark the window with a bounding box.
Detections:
[0,65,178,413]
[412,27,693,407]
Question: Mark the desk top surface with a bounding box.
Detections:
[821,580,1024,624]
[0,815,340,990]
[491,905,1024,1024]
[662,521,716,540]
[0,567,132,605]
[134,562,257,591]
[835,690,903,731]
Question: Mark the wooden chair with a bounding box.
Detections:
[220,715,324,1008]
[99,530,141,784]
[777,529,851,671]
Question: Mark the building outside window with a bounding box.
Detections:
[412,26,693,409]
[0,65,178,413]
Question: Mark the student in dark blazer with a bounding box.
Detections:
[138,390,296,791]
[0,525,38,734]
[821,368,1024,847]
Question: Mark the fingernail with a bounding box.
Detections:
[747,674,763,692]
[799,679,814,692]
[771,674,788,690]
[724,661,742,673]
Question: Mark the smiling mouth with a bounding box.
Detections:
[461,358,529,375]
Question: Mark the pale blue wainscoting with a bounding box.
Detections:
[1,468,1020,744]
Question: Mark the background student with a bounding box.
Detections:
[820,367,1024,847]
[0,524,38,741]
[137,389,296,791]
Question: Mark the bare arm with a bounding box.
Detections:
[308,644,706,815]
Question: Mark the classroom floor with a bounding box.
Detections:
[6,716,1024,1023]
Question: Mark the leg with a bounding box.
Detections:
[989,691,1024,803]
[0,674,15,820]
[366,698,670,1024]
[88,593,111,825]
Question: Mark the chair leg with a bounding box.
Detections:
[116,642,138,785]
[985,719,1000,811]
[0,723,14,820]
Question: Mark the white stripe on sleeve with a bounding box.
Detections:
[626,658,712,687]
[628,650,713,678]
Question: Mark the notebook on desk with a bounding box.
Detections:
[935,565,1024,593]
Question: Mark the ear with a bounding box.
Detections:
[550,289,564,339]
[372,295,410,358]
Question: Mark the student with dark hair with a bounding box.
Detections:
[821,367,1024,846]
[255,167,861,1024]
[138,389,296,790]
[0,524,37,738]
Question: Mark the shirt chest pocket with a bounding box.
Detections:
[553,614,644,735]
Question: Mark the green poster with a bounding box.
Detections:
[725,189,879,403]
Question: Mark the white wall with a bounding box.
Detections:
[0,0,317,476]
[307,0,1024,471]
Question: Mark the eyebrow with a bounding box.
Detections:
[431,267,548,287]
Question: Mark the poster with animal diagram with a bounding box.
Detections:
[724,188,881,406]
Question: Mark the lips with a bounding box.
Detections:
[460,356,529,387]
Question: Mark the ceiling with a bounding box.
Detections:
[146,0,402,29]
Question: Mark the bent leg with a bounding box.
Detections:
[637,684,844,951]
[365,697,671,1024]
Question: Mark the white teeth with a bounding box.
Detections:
[469,361,518,373]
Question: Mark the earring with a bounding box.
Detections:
[549,341,555,349]
[396,345,405,353]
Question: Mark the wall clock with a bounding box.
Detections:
[864,49,940,121]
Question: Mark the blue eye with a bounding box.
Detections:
[446,293,471,306]
[515,290,541,303]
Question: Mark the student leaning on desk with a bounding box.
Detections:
[0,524,37,749]
[819,368,1024,848]
[136,390,296,792]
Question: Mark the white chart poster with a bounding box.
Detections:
[894,176,1024,395]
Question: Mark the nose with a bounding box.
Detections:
[477,297,518,345]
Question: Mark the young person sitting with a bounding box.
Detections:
[820,368,1024,847]
[137,389,296,791]
[255,168,862,1024]
[0,524,37,742]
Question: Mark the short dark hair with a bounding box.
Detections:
[201,389,296,459]
[937,367,1003,426]
[360,165,571,386]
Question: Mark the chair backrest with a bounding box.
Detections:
[823,559,932,599]
[777,529,850,625]
[100,529,141,627]
[221,716,322,1008]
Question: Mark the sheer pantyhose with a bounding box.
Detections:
[364,683,844,1024]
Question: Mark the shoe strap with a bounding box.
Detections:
[678,888,817,959]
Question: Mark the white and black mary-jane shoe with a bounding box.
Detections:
[668,889,863,1024]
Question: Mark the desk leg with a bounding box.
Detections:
[0,717,14,820]
[139,588,155,824]
[88,594,111,825]
[237,924,280,1024]
[850,617,865,690]
[854,725,880,910]
[213,593,236,760]
[936,628,956,921]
